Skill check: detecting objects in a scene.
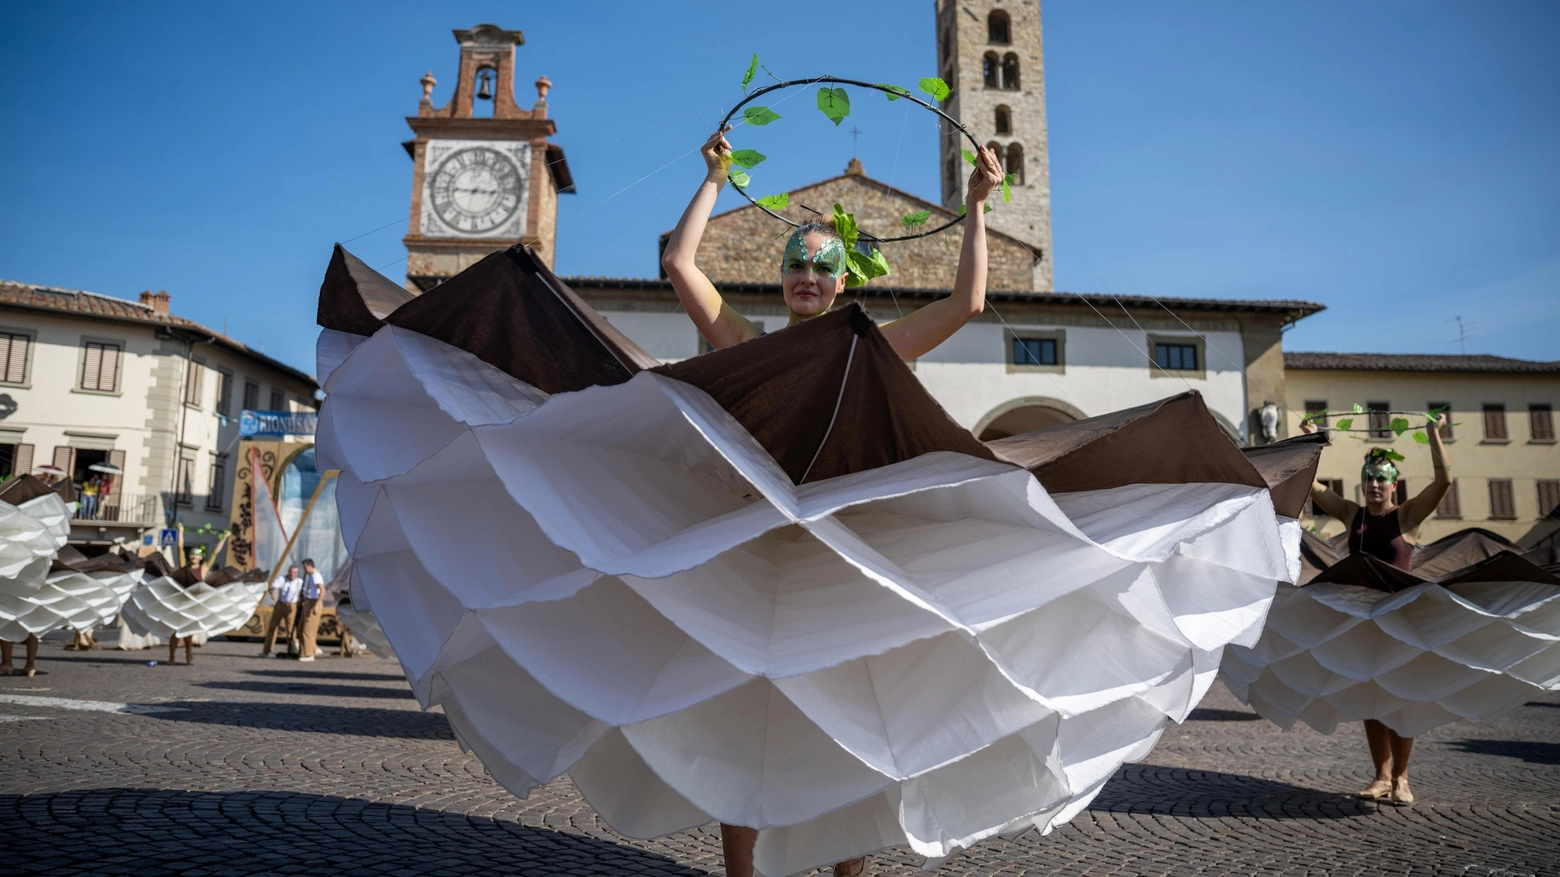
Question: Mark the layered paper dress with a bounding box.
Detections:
[317,243,1305,875]
[0,476,76,639]
[0,546,143,644]
[1222,524,1560,737]
[120,555,269,640]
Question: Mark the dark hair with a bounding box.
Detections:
[791,218,841,242]
[302,558,315,567]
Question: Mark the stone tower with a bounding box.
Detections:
[935,0,1054,291]
[402,24,574,292]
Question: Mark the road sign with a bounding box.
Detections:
[157,528,179,548]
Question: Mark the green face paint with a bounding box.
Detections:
[1361,462,1399,484]
[782,231,848,279]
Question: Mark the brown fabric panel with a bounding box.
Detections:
[1411,528,1524,580]
[1308,553,1430,593]
[1299,529,1342,583]
[1241,433,1329,518]
[1442,552,1560,589]
[528,250,661,373]
[987,392,1267,494]
[655,305,1000,484]
[316,244,417,335]
[383,246,654,395]
[0,474,58,505]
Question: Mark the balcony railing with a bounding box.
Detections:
[75,493,165,526]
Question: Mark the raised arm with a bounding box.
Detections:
[880,147,1004,361]
[1399,412,1452,531]
[661,128,762,351]
[1299,420,1359,523]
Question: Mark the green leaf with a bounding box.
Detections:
[1334,418,1354,431]
[729,149,767,169]
[1002,173,1014,203]
[919,77,950,102]
[816,87,851,126]
[755,192,789,210]
[742,106,781,126]
[962,148,977,166]
[1384,449,1406,462]
[831,202,859,249]
[1427,405,1448,418]
[741,53,758,91]
[958,200,995,216]
[1352,402,1365,414]
[844,246,893,288]
[727,167,750,189]
[1390,417,1410,436]
[876,83,911,101]
[1412,430,1431,444]
[900,210,932,228]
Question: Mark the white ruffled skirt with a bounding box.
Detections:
[121,576,269,640]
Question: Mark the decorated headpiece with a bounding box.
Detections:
[1361,448,1401,483]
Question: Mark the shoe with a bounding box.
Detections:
[22,668,36,677]
[834,858,867,877]
[1356,779,1392,799]
[298,656,314,662]
[1390,777,1414,805]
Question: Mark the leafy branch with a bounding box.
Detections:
[833,203,892,288]
[1302,404,1456,445]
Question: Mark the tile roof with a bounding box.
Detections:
[1285,352,1560,374]
[0,279,317,387]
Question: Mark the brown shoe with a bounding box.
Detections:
[1356,779,1392,799]
[834,858,867,877]
[1389,777,1414,805]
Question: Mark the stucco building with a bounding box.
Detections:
[0,281,318,548]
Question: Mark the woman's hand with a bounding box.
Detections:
[1300,419,1319,435]
[701,126,733,183]
[966,146,1004,205]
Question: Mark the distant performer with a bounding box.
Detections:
[295,559,326,663]
[263,564,303,657]
[1302,413,1450,803]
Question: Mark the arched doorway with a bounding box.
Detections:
[974,397,1086,441]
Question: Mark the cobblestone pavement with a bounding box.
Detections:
[2,637,1557,877]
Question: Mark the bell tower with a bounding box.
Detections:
[403,23,575,292]
[935,1,1054,291]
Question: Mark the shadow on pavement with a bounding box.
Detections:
[1447,739,1560,765]
[195,680,414,700]
[1092,765,1375,820]
[149,699,452,739]
[244,668,405,682]
[0,788,710,877]
[1186,708,1261,722]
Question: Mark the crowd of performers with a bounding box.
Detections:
[300,128,1560,877]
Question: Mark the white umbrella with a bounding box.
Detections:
[88,463,122,474]
[36,465,66,476]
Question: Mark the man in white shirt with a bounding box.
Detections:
[296,559,327,662]
[263,565,303,657]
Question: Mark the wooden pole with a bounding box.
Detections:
[267,469,339,576]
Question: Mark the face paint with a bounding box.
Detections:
[1361,462,1399,484]
[782,231,848,279]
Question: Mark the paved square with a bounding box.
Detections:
[2,637,1556,876]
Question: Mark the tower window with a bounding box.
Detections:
[983,52,999,89]
[1006,142,1025,184]
[1002,53,1021,90]
[994,106,1011,135]
[988,10,1011,44]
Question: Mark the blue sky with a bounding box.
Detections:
[1,1,1556,375]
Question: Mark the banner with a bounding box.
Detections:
[239,410,318,438]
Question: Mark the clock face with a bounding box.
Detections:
[429,147,524,234]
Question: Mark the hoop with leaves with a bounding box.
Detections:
[719,59,1010,244]
[1303,403,1456,449]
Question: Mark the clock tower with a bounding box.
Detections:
[403,24,575,292]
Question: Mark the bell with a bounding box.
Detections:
[476,69,494,101]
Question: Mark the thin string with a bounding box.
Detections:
[799,334,859,484]
[983,299,1078,411]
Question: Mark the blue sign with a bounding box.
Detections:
[239,409,318,438]
[157,528,179,548]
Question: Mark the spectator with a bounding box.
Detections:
[79,476,100,520]
[262,564,303,657]
[295,559,326,662]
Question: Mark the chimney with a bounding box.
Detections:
[845,156,864,176]
[139,290,170,314]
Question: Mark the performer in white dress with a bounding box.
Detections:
[315,142,1300,875]
[121,546,269,665]
[0,476,75,677]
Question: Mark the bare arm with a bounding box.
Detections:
[880,147,1004,361]
[661,128,762,351]
[1298,419,1358,523]
[1399,413,1452,531]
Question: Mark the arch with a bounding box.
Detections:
[994,105,1011,136]
[1210,411,1246,447]
[1005,142,1025,184]
[473,65,497,118]
[1001,52,1021,90]
[988,9,1011,44]
[983,51,1000,89]
[974,396,1087,442]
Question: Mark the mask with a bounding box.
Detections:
[782,231,847,279]
[1361,461,1399,484]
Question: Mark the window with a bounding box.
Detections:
[1304,400,1328,428]
[215,369,233,417]
[994,106,1011,135]
[1310,479,1344,517]
[0,332,28,384]
[1488,479,1516,519]
[269,389,285,411]
[184,359,205,407]
[983,52,999,89]
[1367,402,1392,439]
[1006,330,1064,373]
[175,450,196,506]
[1005,142,1025,184]
[206,456,227,511]
[1436,480,1461,518]
[988,9,1011,43]
[1428,401,1453,440]
[1538,480,1560,519]
[80,342,121,392]
[1531,404,1555,442]
[1001,53,1021,89]
[1014,337,1057,366]
[7,444,33,478]
[1483,404,1508,441]
[1156,343,1198,371]
[243,380,260,411]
